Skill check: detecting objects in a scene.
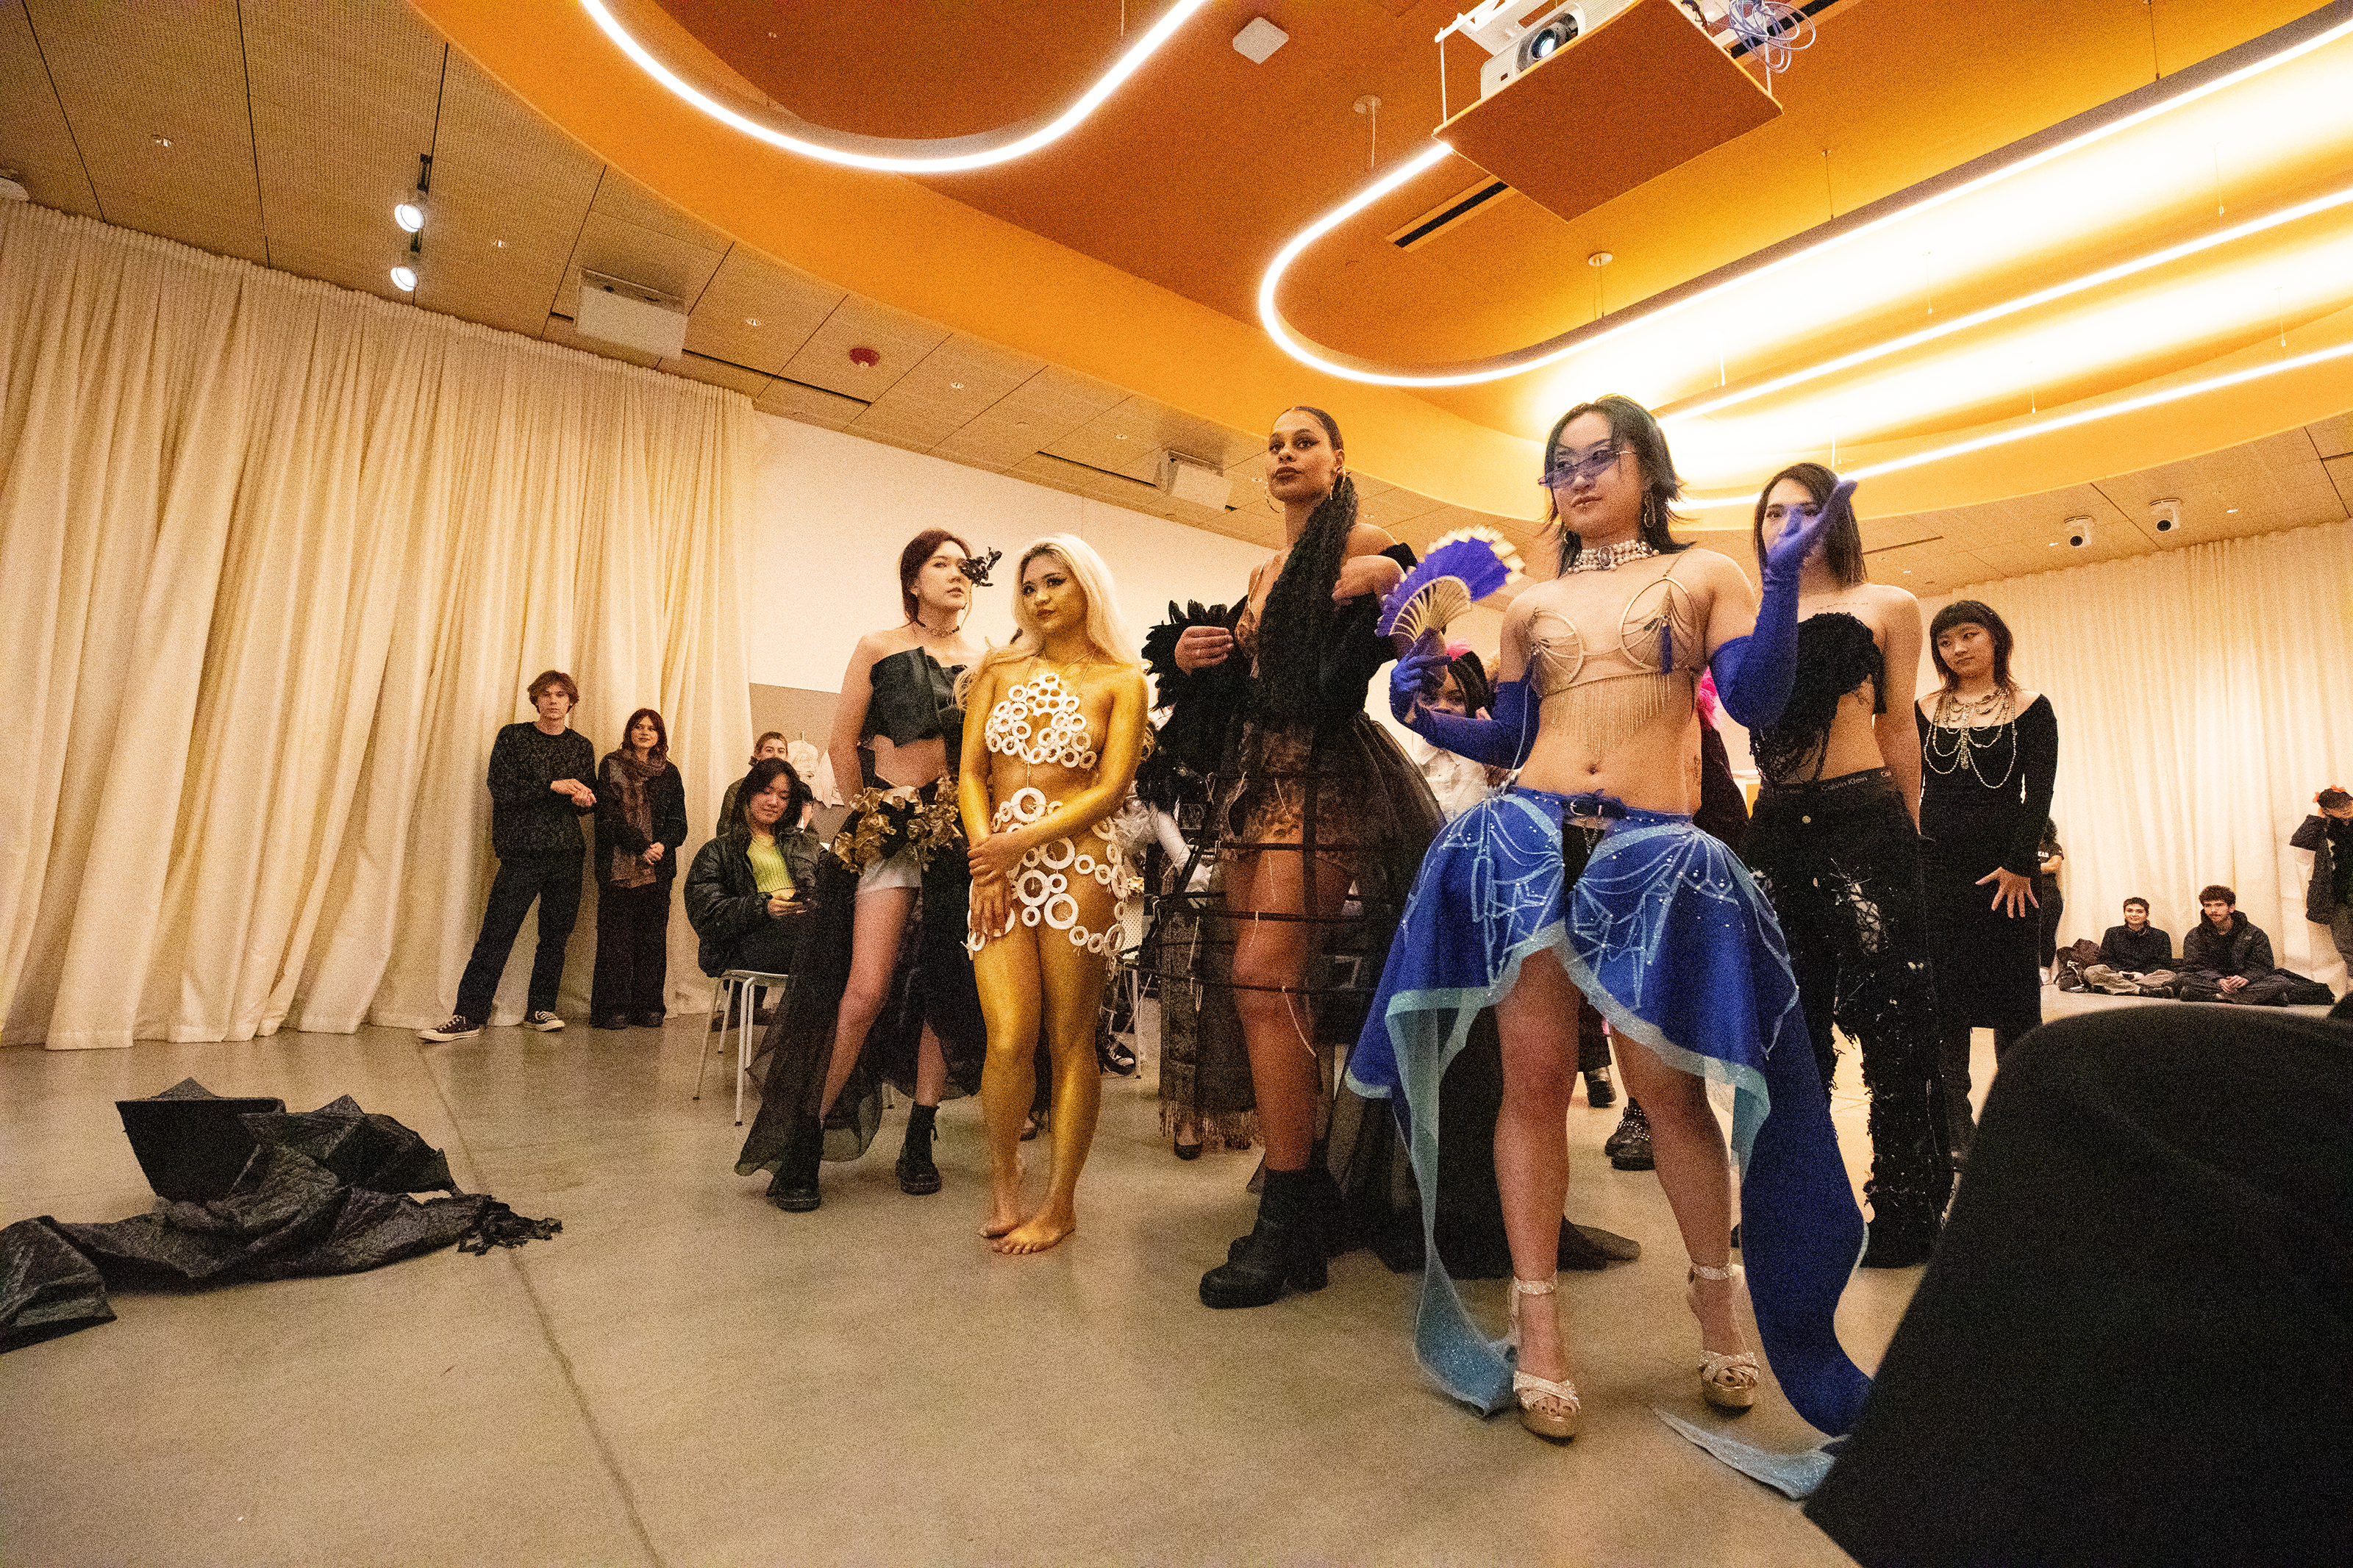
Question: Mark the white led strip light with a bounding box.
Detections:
[1677,337,2353,511]
[577,0,1209,174]
[1665,182,2353,426]
[1255,10,2353,388]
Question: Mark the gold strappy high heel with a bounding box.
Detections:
[1506,1275,1582,1440]
[1688,1261,1760,1411]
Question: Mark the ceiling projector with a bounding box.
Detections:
[1454,0,1635,101]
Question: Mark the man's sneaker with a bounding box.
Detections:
[1604,1100,1654,1171]
[524,1011,565,1032]
[1584,1063,1617,1108]
[419,1014,479,1042]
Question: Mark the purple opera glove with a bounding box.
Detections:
[1404,673,1538,770]
[1711,479,1853,728]
[1390,631,1450,721]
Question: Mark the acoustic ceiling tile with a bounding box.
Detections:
[776,295,949,400]
[590,165,737,254]
[1355,484,1451,531]
[987,364,1130,436]
[657,352,773,399]
[265,240,406,302]
[685,247,841,374]
[2304,412,2353,460]
[2324,454,2353,517]
[2093,428,2347,545]
[756,377,868,429]
[0,3,98,213]
[90,189,267,264]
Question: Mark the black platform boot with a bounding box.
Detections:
[1200,1168,1327,1309]
[770,1113,824,1212]
[896,1103,942,1196]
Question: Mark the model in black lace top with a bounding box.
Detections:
[1742,462,1951,1267]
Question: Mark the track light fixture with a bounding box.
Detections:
[390,232,421,293]
[393,153,432,234]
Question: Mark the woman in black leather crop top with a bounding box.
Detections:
[1742,462,1952,1270]
[735,529,993,1212]
[1150,405,1443,1311]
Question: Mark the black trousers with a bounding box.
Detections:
[2176,970,2298,1005]
[454,850,584,1020]
[592,879,671,1018]
[1744,773,1954,1234]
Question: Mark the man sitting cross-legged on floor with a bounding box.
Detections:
[2178,886,2304,1006]
[2082,896,2177,995]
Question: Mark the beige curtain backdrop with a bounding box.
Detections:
[1922,520,2353,990]
[0,203,752,1049]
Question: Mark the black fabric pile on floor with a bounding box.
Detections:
[1,1084,557,1352]
[1806,1005,2352,1567]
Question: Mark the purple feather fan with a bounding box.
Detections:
[1377,536,1513,642]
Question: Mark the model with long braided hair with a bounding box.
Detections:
[1151,406,1441,1309]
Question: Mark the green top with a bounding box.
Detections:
[746,832,793,897]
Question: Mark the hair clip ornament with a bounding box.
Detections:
[958,547,1002,587]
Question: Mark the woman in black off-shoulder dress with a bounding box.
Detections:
[1915,599,2057,1164]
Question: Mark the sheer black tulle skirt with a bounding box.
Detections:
[734,792,986,1179]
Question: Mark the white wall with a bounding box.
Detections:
[745,414,1268,690]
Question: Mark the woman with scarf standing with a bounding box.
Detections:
[593,707,688,1029]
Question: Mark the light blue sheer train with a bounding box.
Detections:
[1346,785,1872,1438]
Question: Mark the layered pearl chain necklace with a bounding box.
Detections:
[1924,685,2019,789]
[1565,538,1657,573]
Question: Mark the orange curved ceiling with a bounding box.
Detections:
[413,0,2353,521]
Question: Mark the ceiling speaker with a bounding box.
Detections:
[576,270,688,359]
[1158,452,1232,510]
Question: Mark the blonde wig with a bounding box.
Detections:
[971,534,1139,688]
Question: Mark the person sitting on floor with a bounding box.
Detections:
[2177,886,2302,1005]
[2082,896,2177,995]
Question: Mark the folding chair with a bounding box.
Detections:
[696,970,790,1125]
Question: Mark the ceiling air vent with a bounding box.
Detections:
[1388,179,1518,251]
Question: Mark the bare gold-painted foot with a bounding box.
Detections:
[992,1208,1076,1255]
[980,1158,1026,1238]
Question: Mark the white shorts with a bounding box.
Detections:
[856,848,923,895]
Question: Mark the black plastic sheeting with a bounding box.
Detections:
[1,1085,555,1353]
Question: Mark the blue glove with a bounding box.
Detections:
[1712,479,1852,729]
[1390,631,1450,721]
[1404,672,1538,770]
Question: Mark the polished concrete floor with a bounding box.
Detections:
[0,1000,2046,1567]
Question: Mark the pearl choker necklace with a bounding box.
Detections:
[1565,538,1657,573]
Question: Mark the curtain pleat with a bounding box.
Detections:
[1939,520,2353,988]
[0,204,751,1048]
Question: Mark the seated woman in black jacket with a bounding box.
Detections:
[686,758,818,980]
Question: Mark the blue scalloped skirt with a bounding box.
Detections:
[1346,785,1871,1436]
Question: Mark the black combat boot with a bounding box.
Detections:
[1200,1168,1327,1309]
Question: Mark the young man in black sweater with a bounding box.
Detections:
[421,671,597,1039]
